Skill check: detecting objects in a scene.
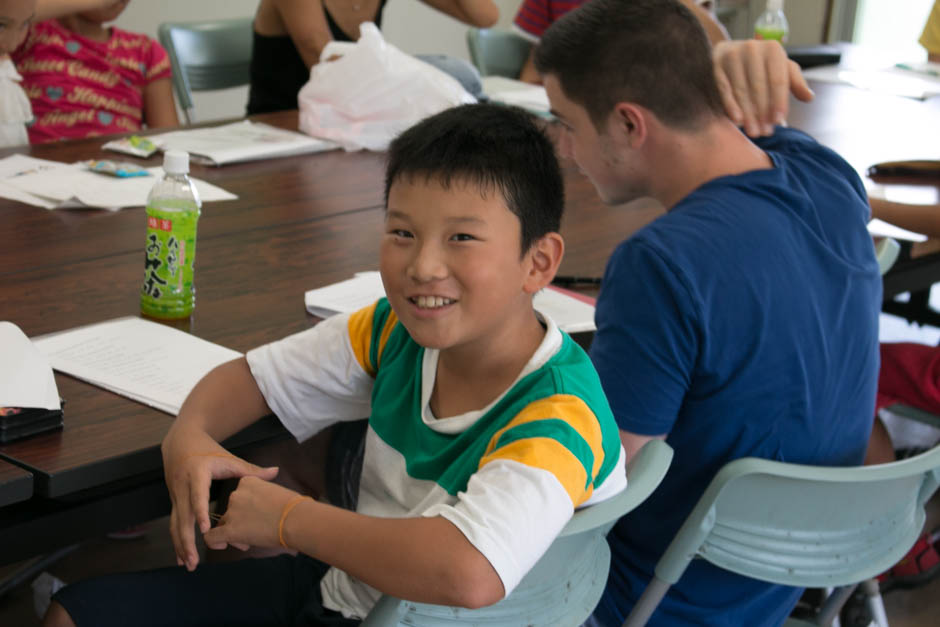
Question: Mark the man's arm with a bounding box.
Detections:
[712,39,814,138]
[620,430,667,463]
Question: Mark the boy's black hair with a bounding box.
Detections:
[385,103,564,254]
[535,0,725,131]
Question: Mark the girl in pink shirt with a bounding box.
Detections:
[12,0,178,143]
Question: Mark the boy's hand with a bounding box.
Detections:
[165,451,278,571]
[712,39,814,138]
[203,476,304,552]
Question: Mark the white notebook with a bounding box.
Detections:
[32,317,242,415]
[304,271,596,333]
[147,120,339,166]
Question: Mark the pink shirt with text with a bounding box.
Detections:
[13,20,171,144]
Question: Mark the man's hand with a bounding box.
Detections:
[713,39,814,137]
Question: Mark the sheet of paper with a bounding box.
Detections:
[803,64,940,99]
[481,76,553,118]
[148,120,339,166]
[0,322,60,410]
[32,317,242,415]
[4,165,237,211]
[304,271,596,333]
[867,218,927,243]
[0,154,70,179]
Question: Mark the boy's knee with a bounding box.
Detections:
[43,600,77,627]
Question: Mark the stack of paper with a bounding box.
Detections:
[0,154,237,211]
[481,76,553,118]
[147,120,339,166]
[32,317,242,415]
[304,271,596,333]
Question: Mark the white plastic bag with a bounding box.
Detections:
[297,23,475,152]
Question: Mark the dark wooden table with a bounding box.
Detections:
[0,461,31,508]
[0,110,648,565]
[0,80,936,563]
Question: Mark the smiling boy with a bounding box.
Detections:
[44,103,627,627]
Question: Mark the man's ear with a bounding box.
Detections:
[610,102,648,148]
[523,232,565,294]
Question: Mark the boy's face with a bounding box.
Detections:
[544,74,647,206]
[0,0,34,56]
[380,177,537,354]
[79,0,129,24]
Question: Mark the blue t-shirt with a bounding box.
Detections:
[591,127,881,626]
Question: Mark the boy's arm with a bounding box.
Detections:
[162,357,279,572]
[205,477,505,608]
[143,77,180,129]
[33,0,118,21]
[418,0,499,28]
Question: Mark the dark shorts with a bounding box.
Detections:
[53,554,360,627]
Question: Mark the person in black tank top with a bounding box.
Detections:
[247,0,389,115]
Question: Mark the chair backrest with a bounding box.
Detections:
[157,18,254,124]
[623,444,940,626]
[465,28,533,79]
[361,439,674,627]
[875,237,901,276]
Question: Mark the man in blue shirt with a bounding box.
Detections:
[535,1,881,625]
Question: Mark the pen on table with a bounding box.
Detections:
[552,275,602,287]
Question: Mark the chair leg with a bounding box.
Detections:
[816,585,857,626]
[622,577,671,627]
[860,579,889,627]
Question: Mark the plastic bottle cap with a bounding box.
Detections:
[766,0,784,10]
[163,150,190,175]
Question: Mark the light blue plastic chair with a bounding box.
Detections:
[361,439,674,626]
[621,443,940,627]
[875,237,901,276]
[157,18,254,124]
[465,28,533,79]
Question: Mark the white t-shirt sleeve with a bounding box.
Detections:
[422,459,573,597]
[245,313,373,442]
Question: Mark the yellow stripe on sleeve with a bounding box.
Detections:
[479,437,594,506]
[376,309,399,369]
[347,302,379,376]
[482,395,606,479]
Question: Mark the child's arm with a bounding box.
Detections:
[870,196,940,238]
[418,0,500,28]
[161,357,279,572]
[34,0,119,21]
[143,76,179,129]
[204,476,506,608]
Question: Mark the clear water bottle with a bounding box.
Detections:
[754,0,789,43]
[140,150,202,319]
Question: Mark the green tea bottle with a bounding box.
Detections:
[140,150,202,319]
[754,0,789,43]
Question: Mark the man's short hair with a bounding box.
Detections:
[535,0,725,131]
[385,103,564,254]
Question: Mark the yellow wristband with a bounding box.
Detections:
[278,495,310,549]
